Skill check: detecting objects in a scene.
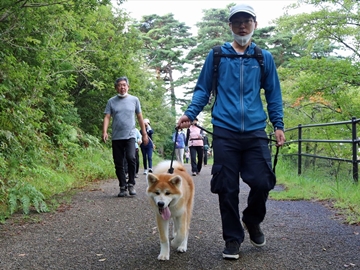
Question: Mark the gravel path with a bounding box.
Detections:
[0,164,359,270]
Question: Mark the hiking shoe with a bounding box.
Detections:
[143,169,148,175]
[243,222,266,247]
[118,189,127,197]
[192,172,197,176]
[128,185,136,196]
[222,241,240,260]
[135,174,138,178]
[148,168,153,173]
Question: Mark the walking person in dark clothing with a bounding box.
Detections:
[202,132,210,166]
[177,3,285,260]
[140,118,154,174]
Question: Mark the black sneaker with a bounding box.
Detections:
[243,222,266,247]
[128,185,136,196]
[222,241,240,260]
[118,189,127,197]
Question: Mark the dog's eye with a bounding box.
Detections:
[155,191,160,195]
[165,192,171,195]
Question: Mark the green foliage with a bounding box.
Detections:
[0,0,154,221]
[274,0,360,139]
[0,143,116,221]
[277,0,360,58]
[183,6,233,98]
[137,13,197,115]
[7,180,48,215]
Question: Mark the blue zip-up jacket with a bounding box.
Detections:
[185,42,284,133]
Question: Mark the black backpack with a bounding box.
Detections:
[210,45,265,102]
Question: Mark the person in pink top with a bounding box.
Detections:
[186,118,204,176]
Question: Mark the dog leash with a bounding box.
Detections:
[168,127,179,174]
[194,124,280,174]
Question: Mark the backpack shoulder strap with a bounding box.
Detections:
[253,46,265,85]
[211,45,222,99]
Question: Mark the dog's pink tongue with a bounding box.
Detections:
[161,207,171,220]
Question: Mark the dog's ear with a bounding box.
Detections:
[147,173,158,186]
[169,175,182,188]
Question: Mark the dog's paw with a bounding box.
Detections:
[157,254,169,260]
[177,246,187,253]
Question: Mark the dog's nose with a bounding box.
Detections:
[157,201,165,208]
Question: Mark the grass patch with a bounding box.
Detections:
[270,158,360,225]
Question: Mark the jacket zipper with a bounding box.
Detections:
[240,58,245,132]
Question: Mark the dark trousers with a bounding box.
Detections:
[112,138,136,189]
[135,148,139,174]
[203,149,208,165]
[141,146,153,169]
[124,148,140,174]
[190,146,203,173]
[210,126,276,244]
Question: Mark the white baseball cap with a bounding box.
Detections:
[229,4,256,21]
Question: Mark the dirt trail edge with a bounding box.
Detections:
[1,164,359,270]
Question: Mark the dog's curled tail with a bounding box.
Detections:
[153,160,185,174]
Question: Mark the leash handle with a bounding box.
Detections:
[168,127,179,174]
[273,146,279,173]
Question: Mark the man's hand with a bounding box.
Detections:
[177,115,191,129]
[102,133,108,143]
[275,129,286,147]
[142,134,149,146]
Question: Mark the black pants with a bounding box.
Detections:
[190,145,203,173]
[203,149,208,165]
[210,126,276,244]
[124,148,139,174]
[112,138,136,189]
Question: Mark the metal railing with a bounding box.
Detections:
[269,117,360,182]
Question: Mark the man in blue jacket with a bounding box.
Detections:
[177,3,285,260]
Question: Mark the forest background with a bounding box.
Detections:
[0,0,359,223]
